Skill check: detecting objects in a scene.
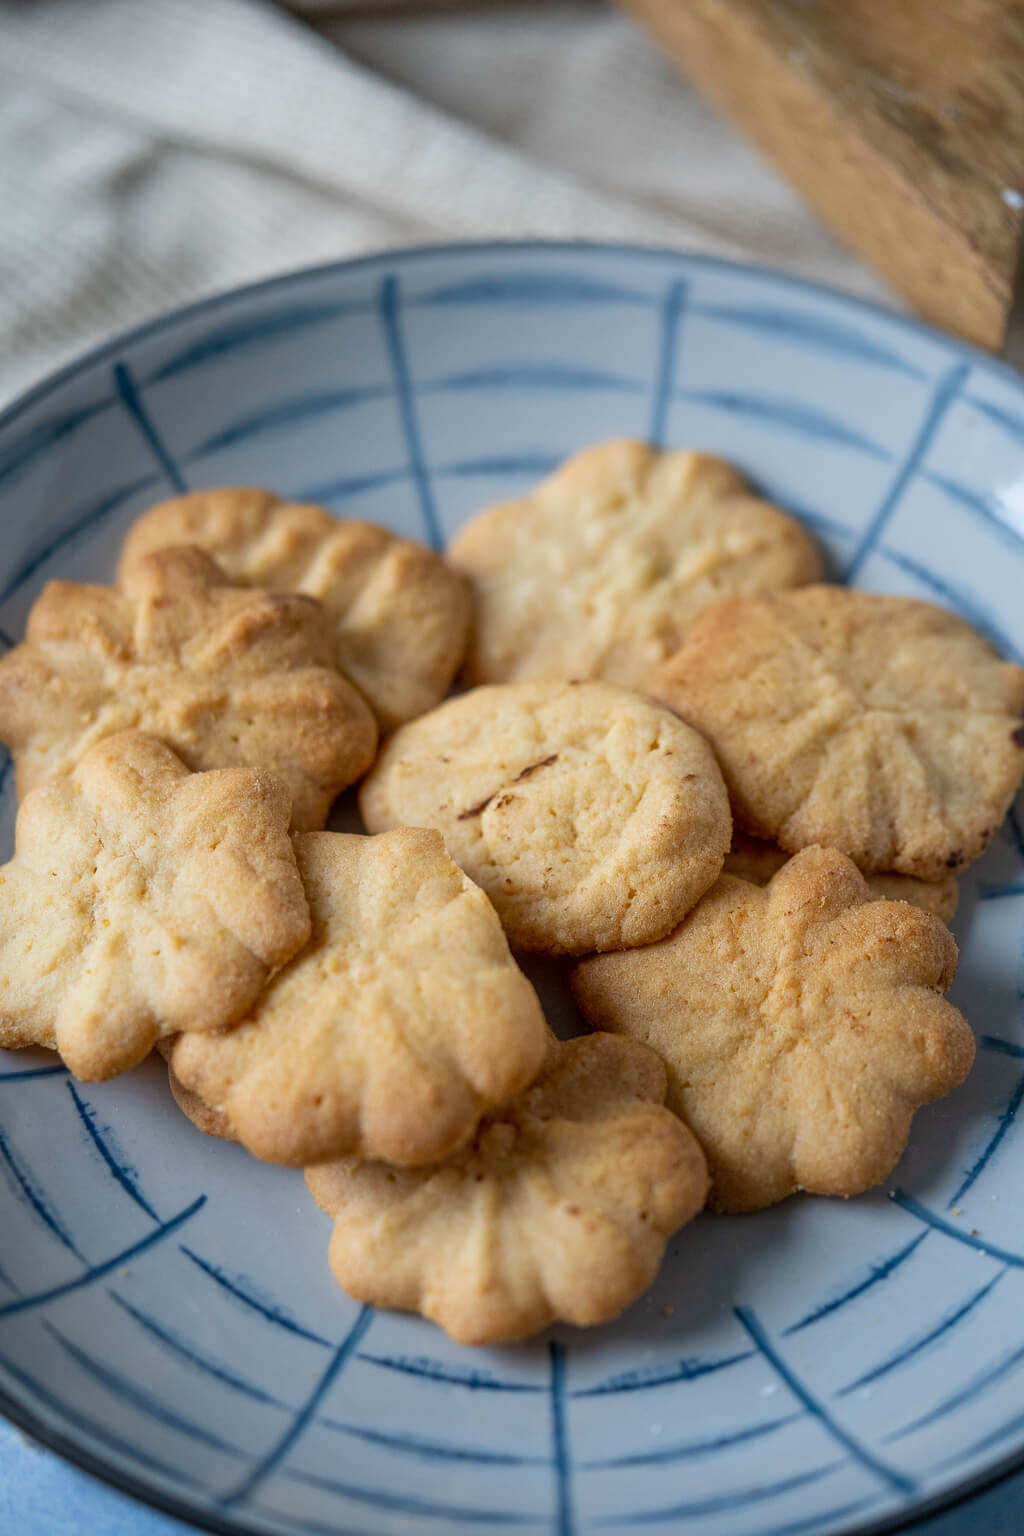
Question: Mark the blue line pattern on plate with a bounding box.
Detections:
[582,1412,803,1469]
[678,389,892,459]
[144,301,373,384]
[735,1306,915,1495]
[548,1341,575,1536]
[219,1305,372,1509]
[964,392,1024,446]
[112,362,187,494]
[876,545,1024,665]
[890,1192,1024,1267]
[66,1081,159,1222]
[886,1341,1024,1443]
[0,398,114,492]
[178,1247,332,1347]
[981,1036,1024,1059]
[0,1064,68,1083]
[649,279,687,449]
[835,1270,1007,1396]
[377,274,441,550]
[423,365,646,396]
[919,470,1024,555]
[0,1121,83,1259]
[356,1351,543,1392]
[691,303,925,377]
[0,1197,205,1319]
[843,360,970,581]
[280,1464,543,1524]
[783,1234,928,1334]
[595,1463,844,1525]
[43,1323,247,1460]
[574,1349,754,1396]
[188,385,392,459]
[413,274,650,308]
[0,473,161,607]
[948,1070,1024,1205]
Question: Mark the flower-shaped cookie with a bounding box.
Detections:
[0,732,310,1080]
[449,440,822,690]
[305,1033,708,1344]
[118,488,471,732]
[168,828,549,1167]
[359,680,732,954]
[724,832,959,923]
[573,847,975,1212]
[654,587,1024,879]
[0,547,377,829]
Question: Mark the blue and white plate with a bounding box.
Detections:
[1,243,1024,1536]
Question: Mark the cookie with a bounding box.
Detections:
[653,587,1024,879]
[0,732,310,1080]
[118,488,471,732]
[305,1032,708,1345]
[573,847,975,1212]
[167,1062,237,1143]
[168,828,549,1167]
[0,547,377,829]
[448,439,822,690]
[359,680,732,954]
[725,831,959,923]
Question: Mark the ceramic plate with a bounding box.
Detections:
[1,243,1024,1536]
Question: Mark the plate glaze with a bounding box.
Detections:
[1,243,1024,1536]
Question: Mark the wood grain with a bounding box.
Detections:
[617,0,1024,350]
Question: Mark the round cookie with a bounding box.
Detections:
[0,732,311,1081]
[449,439,822,690]
[359,680,732,954]
[654,586,1024,879]
[573,847,976,1213]
[118,488,471,732]
[306,1033,709,1345]
[168,829,549,1169]
[0,547,377,830]
[725,831,959,923]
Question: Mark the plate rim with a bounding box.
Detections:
[2,236,1023,1536]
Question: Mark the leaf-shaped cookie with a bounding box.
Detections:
[168,828,549,1167]
[0,547,377,830]
[654,587,1024,879]
[118,488,471,732]
[449,439,822,690]
[573,847,975,1212]
[306,1033,708,1345]
[0,732,310,1080]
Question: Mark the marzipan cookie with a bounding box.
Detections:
[0,732,310,1080]
[168,829,548,1168]
[573,847,975,1213]
[0,547,377,829]
[725,831,959,923]
[654,586,1024,879]
[449,439,822,690]
[360,680,732,954]
[306,1032,708,1345]
[118,488,471,732]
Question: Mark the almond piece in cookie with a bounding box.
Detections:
[725,831,959,923]
[306,1033,708,1345]
[0,547,377,829]
[359,680,732,954]
[573,847,975,1213]
[168,828,549,1168]
[118,488,471,732]
[449,439,822,690]
[653,586,1024,880]
[0,732,310,1080]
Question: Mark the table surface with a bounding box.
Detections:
[3,1413,1024,1536]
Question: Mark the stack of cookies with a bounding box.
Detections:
[1,442,1022,1346]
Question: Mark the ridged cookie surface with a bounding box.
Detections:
[359,680,732,954]
[169,829,548,1168]
[725,831,959,923]
[573,847,975,1212]
[0,547,377,829]
[0,732,310,1080]
[306,1033,708,1345]
[450,439,822,689]
[118,488,470,732]
[654,587,1024,879]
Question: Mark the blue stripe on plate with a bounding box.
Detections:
[178,1247,331,1347]
[112,363,186,494]
[413,274,650,308]
[549,1341,575,1536]
[875,546,1023,665]
[66,1081,159,1221]
[219,1306,372,1510]
[582,1412,803,1469]
[0,1121,83,1259]
[377,274,441,551]
[574,1349,753,1396]
[144,300,374,383]
[692,303,925,377]
[735,1307,915,1495]
[835,1269,1006,1396]
[886,1340,1024,1443]
[650,279,688,449]
[890,1192,1024,1267]
[422,365,645,396]
[595,1462,844,1525]
[187,385,392,459]
[0,473,160,607]
[783,1234,928,1334]
[356,1351,542,1393]
[677,389,890,459]
[0,1197,205,1319]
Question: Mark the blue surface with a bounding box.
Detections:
[0,242,1024,1536]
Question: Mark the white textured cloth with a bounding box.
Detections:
[0,0,892,408]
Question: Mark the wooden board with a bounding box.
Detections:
[616,0,1024,351]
